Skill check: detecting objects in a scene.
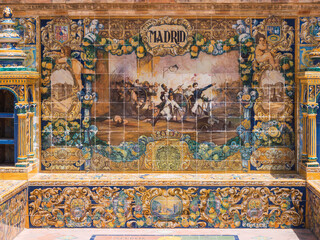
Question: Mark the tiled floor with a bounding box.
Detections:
[14,228,317,240]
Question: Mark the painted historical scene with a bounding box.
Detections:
[96,51,241,146]
[40,16,295,172]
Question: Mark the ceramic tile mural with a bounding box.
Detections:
[307,182,320,240]
[0,188,27,240]
[28,185,305,229]
[299,17,320,70]
[307,185,320,238]
[39,16,295,172]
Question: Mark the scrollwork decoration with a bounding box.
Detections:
[28,186,304,229]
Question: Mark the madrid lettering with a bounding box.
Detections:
[148,30,186,44]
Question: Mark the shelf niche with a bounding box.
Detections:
[0,90,16,166]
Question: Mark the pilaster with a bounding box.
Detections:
[15,103,29,167]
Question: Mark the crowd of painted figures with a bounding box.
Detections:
[110,78,217,125]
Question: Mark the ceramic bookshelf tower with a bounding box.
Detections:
[0,7,38,167]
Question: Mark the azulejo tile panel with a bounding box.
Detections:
[307,181,320,239]
[0,187,27,240]
[28,185,305,229]
[0,180,26,201]
[39,15,295,172]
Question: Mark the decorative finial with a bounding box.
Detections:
[0,6,26,68]
[309,41,320,68]
[3,7,12,19]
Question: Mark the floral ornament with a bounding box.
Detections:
[189,33,239,59]
[252,121,294,148]
[231,19,254,86]
[239,38,255,86]
[40,57,54,98]
[182,134,242,161]
[237,86,258,109]
[81,43,96,69]
[82,32,147,73]
[241,119,251,130]
[279,56,295,98]
[132,194,146,227]
[79,92,97,109]
[205,192,221,227]
[188,196,200,228]
[102,191,129,228]
[82,117,90,129]
[81,132,242,164]
[42,119,81,149]
[81,135,151,163]
[82,74,95,82]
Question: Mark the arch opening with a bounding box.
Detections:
[0,89,17,166]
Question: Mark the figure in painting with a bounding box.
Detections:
[151,85,184,126]
[255,33,279,69]
[51,46,83,92]
[160,93,183,122]
[254,33,284,103]
[97,51,242,145]
[109,76,228,128]
[191,82,216,116]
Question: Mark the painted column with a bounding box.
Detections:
[27,104,35,163]
[307,105,319,167]
[15,103,29,167]
[302,107,308,162]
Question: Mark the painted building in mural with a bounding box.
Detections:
[1,1,320,240]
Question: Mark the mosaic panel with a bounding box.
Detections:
[28,185,305,229]
[299,17,320,70]
[307,183,320,239]
[0,188,27,240]
[40,16,295,172]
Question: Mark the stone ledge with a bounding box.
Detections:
[307,180,320,198]
[0,180,27,203]
[0,163,38,180]
[28,173,306,186]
